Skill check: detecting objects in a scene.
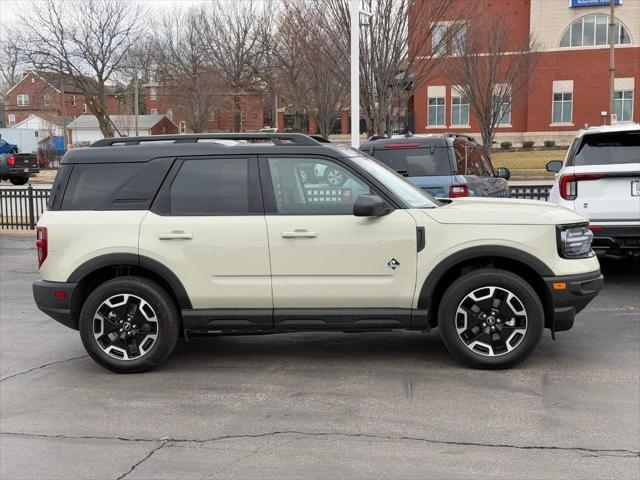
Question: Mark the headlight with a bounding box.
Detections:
[558,224,594,258]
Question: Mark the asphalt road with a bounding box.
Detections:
[1,235,638,480]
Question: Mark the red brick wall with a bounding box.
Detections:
[149,117,179,135]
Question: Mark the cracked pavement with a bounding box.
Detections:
[1,235,639,479]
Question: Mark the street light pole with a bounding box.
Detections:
[608,0,616,123]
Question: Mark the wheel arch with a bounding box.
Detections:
[67,254,192,329]
[419,246,554,328]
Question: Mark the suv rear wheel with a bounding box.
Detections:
[79,276,180,373]
[438,269,544,369]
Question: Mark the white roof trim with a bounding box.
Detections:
[5,71,62,96]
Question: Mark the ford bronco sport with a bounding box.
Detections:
[33,133,603,373]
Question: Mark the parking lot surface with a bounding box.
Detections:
[1,235,639,479]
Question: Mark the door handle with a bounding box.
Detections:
[159,232,193,240]
[281,229,317,238]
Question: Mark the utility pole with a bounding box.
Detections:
[608,0,616,123]
[134,54,139,136]
[350,0,373,148]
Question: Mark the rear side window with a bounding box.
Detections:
[371,147,451,176]
[454,144,492,176]
[570,131,640,166]
[167,158,258,215]
[60,159,172,211]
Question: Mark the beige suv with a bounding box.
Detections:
[33,134,602,373]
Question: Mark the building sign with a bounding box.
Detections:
[570,0,621,7]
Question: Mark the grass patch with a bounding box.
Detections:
[491,149,566,170]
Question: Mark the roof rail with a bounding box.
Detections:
[90,133,322,147]
[443,132,477,143]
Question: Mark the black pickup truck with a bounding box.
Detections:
[0,153,40,185]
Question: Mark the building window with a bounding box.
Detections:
[17,94,29,106]
[209,111,215,121]
[451,95,469,126]
[150,87,157,101]
[428,97,445,126]
[552,93,573,124]
[8,114,16,125]
[432,23,446,57]
[83,103,87,113]
[166,109,173,119]
[179,121,187,134]
[43,94,50,107]
[70,95,76,107]
[497,95,511,126]
[559,15,631,48]
[150,108,158,116]
[452,25,467,56]
[614,90,634,122]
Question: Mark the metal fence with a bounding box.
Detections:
[0,186,51,230]
[0,184,552,230]
[509,185,551,201]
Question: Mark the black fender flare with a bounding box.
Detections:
[417,245,554,309]
[67,253,192,309]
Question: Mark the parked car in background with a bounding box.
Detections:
[0,153,39,185]
[360,134,511,198]
[547,123,640,258]
[0,138,19,155]
[33,133,601,373]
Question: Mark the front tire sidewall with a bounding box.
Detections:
[79,277,179,373]
[438,269,544,369]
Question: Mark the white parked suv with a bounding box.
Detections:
[547,124,640,258]
[33,134,602,373]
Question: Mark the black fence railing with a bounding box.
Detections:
[0,185,51,230]
[509,185,551,201]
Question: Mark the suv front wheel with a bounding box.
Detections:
[79,276,180,373]
[438,269,544,369]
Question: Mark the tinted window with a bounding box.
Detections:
[455,144,492,176]
[268,158,370,214]
[169,158,251,215]
[62,163,143,210]
[570,131,640,166]
[371,147,451,176]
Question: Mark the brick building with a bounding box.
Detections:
[3,71,120,128]
[410,0,640,146]
[143,82,270,133]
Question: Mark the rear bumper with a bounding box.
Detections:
[590,223,640,252]
[543,270,603,332]
[33,280,78,330]
[0,166,39,177]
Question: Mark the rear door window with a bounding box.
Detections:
[569,131,640,166]
[371,147,451,176]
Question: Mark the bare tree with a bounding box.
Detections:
[0,30,24,95]
[155,9,224,133]
[17,0,144,137]
[442,10,538,158]
[200,0,273,131]
[274,2,347,137]
[314,0,466,136]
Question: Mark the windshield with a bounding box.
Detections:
[351,155,440,208]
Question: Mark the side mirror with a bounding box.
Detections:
[496,167,511,180]
[353,195,387,217]
[546,160,563,173]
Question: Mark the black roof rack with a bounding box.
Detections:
[90,133,322,147]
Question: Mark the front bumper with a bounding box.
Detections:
[33,280,78,330]
[543,270,603,332]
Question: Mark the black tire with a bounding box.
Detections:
[438,269,544,369]
[9,176,28,185]
[9,148,18,154]
[79,276,180,373]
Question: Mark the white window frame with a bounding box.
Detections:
[451,23,467,57]
[150,87,158,101]
[552,92,573,125]
[559,14,632,48]
[150,108,158,116]
[8,114,16,124]
[179,121,187,134]
[432,23,447,57]
[70,95,76,107]
[613,90,634,122]
[428,96,445,127]
[43,94,51,107]
[82,103,87,113]
[497,95,511,127]
[17,94,29,106]
[451,93,469,127]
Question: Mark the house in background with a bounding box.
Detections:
[3,71,120,128]
[12,114,67,138]
[66,114,179,144]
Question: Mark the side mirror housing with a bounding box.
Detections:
[546,160,563,173]
[496,167,511,179]
[353,195,387,217]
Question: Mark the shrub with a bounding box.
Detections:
[522,140,534,149]
[500,141,512,150]
[544,140,556,148]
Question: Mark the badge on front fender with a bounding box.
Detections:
[387,258,400,270]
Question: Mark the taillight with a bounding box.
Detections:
[559,173,603,200]
[384,142,421,149]
[449,184,469,198]
[7,154,15,166]
[36,227,48,268]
